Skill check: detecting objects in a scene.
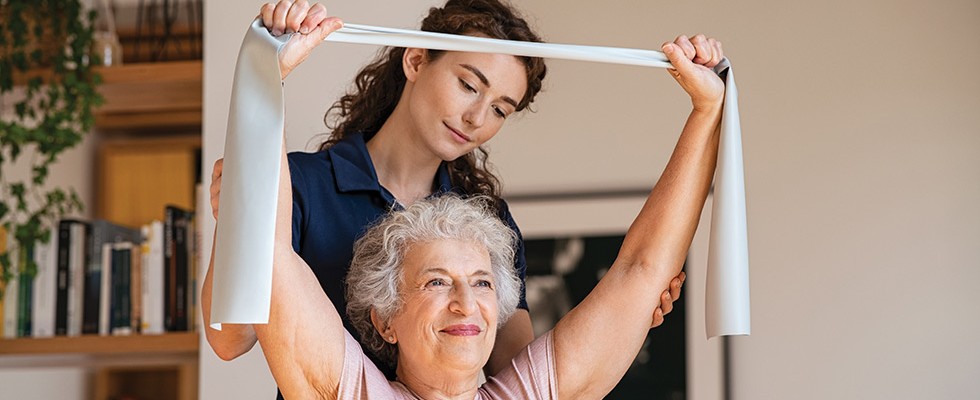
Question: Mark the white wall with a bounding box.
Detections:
[202,1,980,400]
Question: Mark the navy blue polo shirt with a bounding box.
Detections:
[282,132,528,386]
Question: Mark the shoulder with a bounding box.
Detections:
[479,331,557,399]
[288,149,333,170]
[337,330,411,399]
[287,149,333,186]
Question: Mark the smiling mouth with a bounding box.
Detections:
[441,324,482,336]
[444,123,472,143]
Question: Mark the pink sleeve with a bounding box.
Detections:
[479,330,558,400]
[336,330,412,400]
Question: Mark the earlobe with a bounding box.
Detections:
[370,308,396,343]
[403,47,427,83]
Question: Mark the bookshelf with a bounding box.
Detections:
[0,332,198,355]
[0,60,203,400]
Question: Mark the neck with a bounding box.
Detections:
[396,364,481,400]
[368,102,443,206]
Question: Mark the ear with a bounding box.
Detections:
[370,308,396,344]
[402,47,428,83]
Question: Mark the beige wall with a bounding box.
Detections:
[198,0,980,399]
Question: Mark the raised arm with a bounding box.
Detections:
[202,1,347,396]
[201,0,342,363]
[249,138,348,398]
[552,34,726,399]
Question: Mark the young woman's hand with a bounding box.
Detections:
[652,272,686,328]
[259,0,344,80]
[210,158,224,220]
[661,35,726,113]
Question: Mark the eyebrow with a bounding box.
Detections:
[459,64,519,109]
[422,267,493,278]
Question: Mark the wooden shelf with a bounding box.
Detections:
[95,60,202,131]
[10,60,203,131]
[0,333,199,356]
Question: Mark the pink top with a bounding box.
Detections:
[337,330,557,399]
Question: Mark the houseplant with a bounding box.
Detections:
[0,0,102,333]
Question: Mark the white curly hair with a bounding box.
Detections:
[345,194,521,368]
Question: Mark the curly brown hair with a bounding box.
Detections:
[320,0,548,203]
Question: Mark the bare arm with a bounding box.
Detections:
[202,231,258,360]
[204,1,347,395]
[251,141,347,398]
[553,34,726,399]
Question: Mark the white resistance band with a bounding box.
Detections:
[211,19,750,339]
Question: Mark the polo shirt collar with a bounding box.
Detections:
[328,132,454,195]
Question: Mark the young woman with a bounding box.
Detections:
[202,0,698,390]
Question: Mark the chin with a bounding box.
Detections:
[427,133,475,162]
[440,346,492,371]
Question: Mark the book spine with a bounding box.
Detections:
[143,221,165,334]
[16,248,33,337]
[99,242,112,335]
[2,274,17,338]
[131,240,142,333]
[82,222,102,335]
[110,244,133,335]
[174,211,188,331]
[55,221,71,336]
[32,238,57,337]
[67,223,87,336]
[164,207,175,331]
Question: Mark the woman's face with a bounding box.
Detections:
[387,239,499,376]
[404,49,528,161]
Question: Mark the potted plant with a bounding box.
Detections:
[0,0,102,334]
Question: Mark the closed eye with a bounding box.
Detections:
[459,78,477,93]
[491,106,507,119]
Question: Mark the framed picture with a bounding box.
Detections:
[508,193,725,400]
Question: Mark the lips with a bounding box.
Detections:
[444,122,472,144]
[440,324,482,336]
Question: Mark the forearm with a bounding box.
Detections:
[553,106,722,398]
[619,105,721,278]
[202,241,258,360]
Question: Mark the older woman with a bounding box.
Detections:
[248,20,724,397]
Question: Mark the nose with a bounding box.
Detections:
[462,102,486,129]
[449,284,478,316]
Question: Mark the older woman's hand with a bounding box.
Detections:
[652,272,686,328]
[661,35,726,113]
[260,0,344,80]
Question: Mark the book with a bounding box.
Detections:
[164,205,193,332]
[83,220,141,335]
[141,221,165,334]
[16,246,33,337]
[32,237,57,337]
[110,243,133,335]
[66,221,91,336]
[54,220,89,337]
[2,272,16,338]
[130,241,142,333]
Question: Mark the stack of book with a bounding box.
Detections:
[1,205,198,338]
